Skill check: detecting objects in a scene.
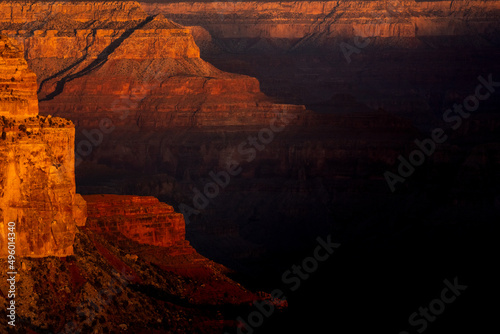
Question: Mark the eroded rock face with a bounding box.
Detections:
[0,35,84,257]
[0,35,37,118]
[0,1,307,129]
[141,1,500,47]
[84,194,190,251]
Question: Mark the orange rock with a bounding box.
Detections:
[0,1,309,128]
[142,0,500,39]
[0,35,84,258]
[0,35,38,118]
[83,194,190,250]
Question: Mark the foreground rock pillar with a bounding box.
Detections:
[0,35,85,257]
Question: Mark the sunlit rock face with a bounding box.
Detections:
[0,35,85,258]
[0,35,37,118]
[0,1,307,129]
[84,194,190,251]
[142,0,500,48]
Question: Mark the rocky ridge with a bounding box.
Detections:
[0,225,267,333]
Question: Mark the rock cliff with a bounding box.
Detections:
[0,35,85,258]
[142,0,500,52]
[0,1,307,129]
[0,35,37,118]
[0,32,271,333]
[84,194,190,251]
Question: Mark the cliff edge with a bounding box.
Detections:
[0,35,85,258]
[0,1,307,128]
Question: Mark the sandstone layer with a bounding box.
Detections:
[0,35,37,118]
[0,30,274,334]
[0,1,307,129]
[142,0,500,53]
[84,194,190,251]
[0,35,85,257]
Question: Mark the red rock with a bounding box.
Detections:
[83,194,190,251]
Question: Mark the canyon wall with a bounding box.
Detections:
[0,35,85,258]
[0,1,497,285]
[0,35,38,118]
[0,29,207,257]
[0,25,262,333]
[0,1,307,129]
[141,1,500,44]
[138,1,500,123]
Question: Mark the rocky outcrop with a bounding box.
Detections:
[0,225,268,333]
[84,194,190,251]
[0,35,84,257]
[0,1,307,129]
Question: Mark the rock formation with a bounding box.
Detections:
[0,3,496,332]
[0,35,85,257]
[0,1,307,129]
[0,1,429,264]
[84,194,190,251]
[0,221,268,333]
[141,0,500,52]
[0,31,271,334]
[0,35,38,118]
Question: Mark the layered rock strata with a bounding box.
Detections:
[141,1,500,48]
[0,35,37,118]
[0,1,307,128]
[0,35,85,257]
[84,194,190,251]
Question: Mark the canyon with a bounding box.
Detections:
[0,34,83,258]
[0,0,308,129]
[0,32,272,333]
[0,1,498,333]
[141,0,500,117]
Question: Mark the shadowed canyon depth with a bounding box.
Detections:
[0,1,498,333]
